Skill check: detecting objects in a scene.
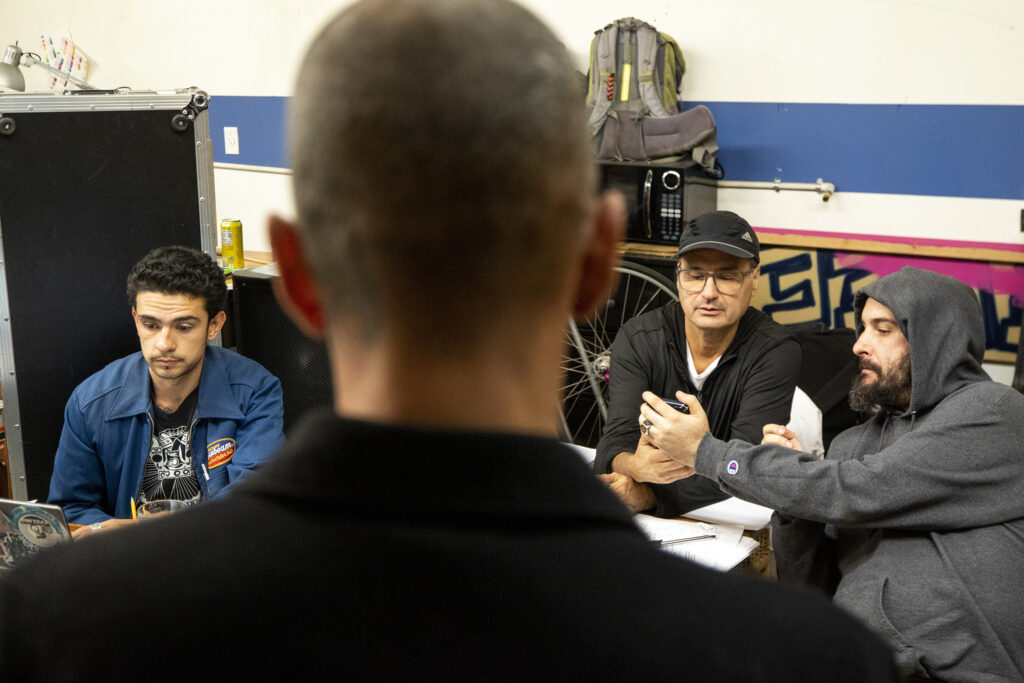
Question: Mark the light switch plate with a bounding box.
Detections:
[224,126,240,155]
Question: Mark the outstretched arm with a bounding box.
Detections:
[693,384,1024,530]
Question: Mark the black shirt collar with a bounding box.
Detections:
[244,411,638,527]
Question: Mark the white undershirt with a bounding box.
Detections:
[685,342,825,458]
[686,343,722,391]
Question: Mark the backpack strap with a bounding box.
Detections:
[635,23,676,118]
[586,23,619,137]
[692,141,720,175]
[659,33,686,110]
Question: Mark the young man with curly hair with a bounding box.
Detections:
[48,245,283,532]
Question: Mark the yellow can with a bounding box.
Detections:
[220,219,244,270]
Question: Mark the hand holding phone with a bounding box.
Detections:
[639,390,708,470]
[661,398,689,414]
[640,396,689,437]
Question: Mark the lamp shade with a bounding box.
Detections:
[0,44,26,91]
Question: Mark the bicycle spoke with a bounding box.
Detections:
[559,261,678,447]
[633,283,662,317]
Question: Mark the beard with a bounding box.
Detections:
[848,351,912,413]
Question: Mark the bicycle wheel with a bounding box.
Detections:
[560,260,679,448]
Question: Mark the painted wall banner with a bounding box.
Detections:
[754,247,1023,364]
[209,96,1024,202]
[686,101,1024,200]
[209,95,288,168]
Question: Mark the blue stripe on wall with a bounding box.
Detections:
[209,95,288,168]
[686,101,1024,200]
[209,95,1024,200]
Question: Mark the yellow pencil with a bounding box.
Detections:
[131,497,137,520]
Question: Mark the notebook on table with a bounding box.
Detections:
[0,498,71,570]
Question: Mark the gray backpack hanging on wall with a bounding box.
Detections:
[584,17,720,175]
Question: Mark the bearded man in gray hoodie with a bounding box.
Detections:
[640,266,1024,681]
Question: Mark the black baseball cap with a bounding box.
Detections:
[676,210,759,263]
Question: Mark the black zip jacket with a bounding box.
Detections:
[595,302,799,516]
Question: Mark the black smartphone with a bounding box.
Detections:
[661,398,690,414]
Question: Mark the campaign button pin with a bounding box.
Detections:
[727,460,739,475]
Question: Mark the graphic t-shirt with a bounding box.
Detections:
[138,387,202,506]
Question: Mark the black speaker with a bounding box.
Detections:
[231,267,333,433]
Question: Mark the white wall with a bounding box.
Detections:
[537,0,1024,105]
[213,167,293,253]
[7,1,1023,101]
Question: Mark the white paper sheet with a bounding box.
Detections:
[633,514,758,571]
[684,497,774,531]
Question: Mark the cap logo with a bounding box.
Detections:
[741,231,753,243]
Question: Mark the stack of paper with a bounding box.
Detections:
[633,514,758,571]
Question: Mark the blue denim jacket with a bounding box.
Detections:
[49,346,284,524]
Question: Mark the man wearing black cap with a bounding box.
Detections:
[595,210,799,516]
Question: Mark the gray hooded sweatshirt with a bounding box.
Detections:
[694,267,1024,681]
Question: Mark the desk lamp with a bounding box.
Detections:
[0,42,95,91]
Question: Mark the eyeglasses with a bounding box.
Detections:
[675,268,755,295]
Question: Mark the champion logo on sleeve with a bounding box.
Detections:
[726,460,739,475]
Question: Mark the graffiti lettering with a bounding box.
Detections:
[755,247,1021,364]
